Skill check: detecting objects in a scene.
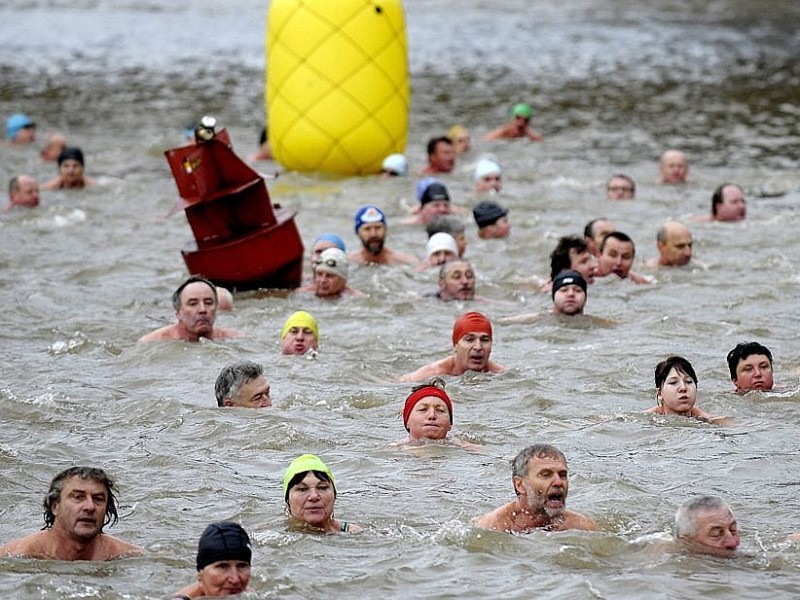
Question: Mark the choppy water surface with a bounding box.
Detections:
[1,1,800,598]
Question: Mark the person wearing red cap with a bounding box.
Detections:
[396,378,483,450]
[399,312,505,382]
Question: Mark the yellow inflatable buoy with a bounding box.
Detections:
[267,0,409,175]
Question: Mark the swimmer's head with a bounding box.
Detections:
[282,454,335,502]
[472,200,508,229]
[381,153,408,176]
[354,205,386,234]
[196,522,252,571]
[452,311,492,346]
[57,146,85,167]
[511,103,534,120]
[281,310,319,342]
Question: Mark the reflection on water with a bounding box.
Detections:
[2,0,800,598]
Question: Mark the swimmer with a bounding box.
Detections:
[139,275,243,342]
[657,149,688,184]
[726,342,774,393]
[214,361,271,408]
[691,183,747,222]
[447,125,471,155]
[296,248,365,298]
[4,174,40,211]
[474,158,502,195]
[675,496,740,558]
[171,522,253,598]
[421,136,455,174]
[282,454,363,534]
[646,356,728,424]
[420,232,459,270]
[583,218,615,257]
[40,133,67,162]
[606,174,636,200]
[399,311,505,381]
[474,444,598,533]
[430,259,476,302]
[6,113,36,145]
[348,205,419,266]
[42,146,96,190]
[280,310,319,357]
[473,200,510,239]
[426,215,467,258]
[402,178,455,226]
[482,103,543,142]
[645,221,693,268]
[596,231,651,284]
[0,466,144,561]
[381,153,408,176]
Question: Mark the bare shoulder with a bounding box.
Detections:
[473,503,514,531]
[212,327,244,340]
[488,361,506,374]
[102,535,144,559]
[499,312,543,325]
[564,510,598,532]
[0,532,45,557]
[399,357,453,382]
[138,325,178,342]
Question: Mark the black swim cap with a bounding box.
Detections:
[57,146,85,166]
[552,270,587,300]
[196,521,252,571]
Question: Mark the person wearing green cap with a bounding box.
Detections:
[482,102,543,142]
[282,454,362,534]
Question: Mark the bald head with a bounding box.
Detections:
[8,174,40,208]
[659,150,688,184]
[656,221,692,266]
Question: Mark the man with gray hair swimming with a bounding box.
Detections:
[474,444,597,533]
[675,495,740,557]
[215,361,271,408]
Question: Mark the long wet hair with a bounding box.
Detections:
[43,466,119,530]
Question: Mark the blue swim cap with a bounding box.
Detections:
[6,113,35,140]
[354,205,386,233]
[313,233,346,252]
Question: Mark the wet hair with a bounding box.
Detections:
[726,342,773,380]
[215,360,264,407]
[675,495,730,538]
[599,231,635,257]
[608,173,635,192]
[284,470,336,504]
[549,235,589,280]
[654,356,698,390]
[426,214,465,238]
[511,444,566,495]
[426,136,453,158]
[171,275,217,310]
[438,259,472,281]
[43,467,119,530]
[711,183,741,216]
[258,126,268,145]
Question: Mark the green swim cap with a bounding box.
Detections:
[512,103,534,119]
[282,454,335,499]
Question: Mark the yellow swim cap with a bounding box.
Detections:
[281,310,319,342]
[282,454,334,499]
[447,124,468,140]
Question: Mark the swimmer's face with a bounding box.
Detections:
[428,141,455,173]
[198,560,251,596]
[314,271,346,297]
[176,281,217,338]
[406,395,451,441]
[481,217,510,239]
[428,249,456,267]
[11,176,40,208]
[680,507,740,558]
[357,222,386,256]
[224,375,271,408]
[658,225,693,266]
[568,249,596,284]
[420,200,452,224]
[52,476,107,542]
[715,185,746,221]
[659,151,688,184]
[606,176,635,200]
[475,173,502,194]
[281,327,318,356]
[452,133,471,155]
[59,159,85,188]
[732,354,773,392]
[552,284,586,316]
[513,455,569,519]
[597,238,634,278]
[287,472,335,528]
[656,367,698,415]
[454,331,492,372]
[438,262,475,301]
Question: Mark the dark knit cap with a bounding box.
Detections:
[57,146,85,166]
[472,200,508,228]
[552,270,587,300]
[196,522,252,571]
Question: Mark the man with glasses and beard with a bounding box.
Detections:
[348,205,418,266]
[474,444,597,533]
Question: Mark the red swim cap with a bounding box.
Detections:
[452,311,492,346]
[402,386,453,429]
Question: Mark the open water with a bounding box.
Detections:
[1,1,800,598]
